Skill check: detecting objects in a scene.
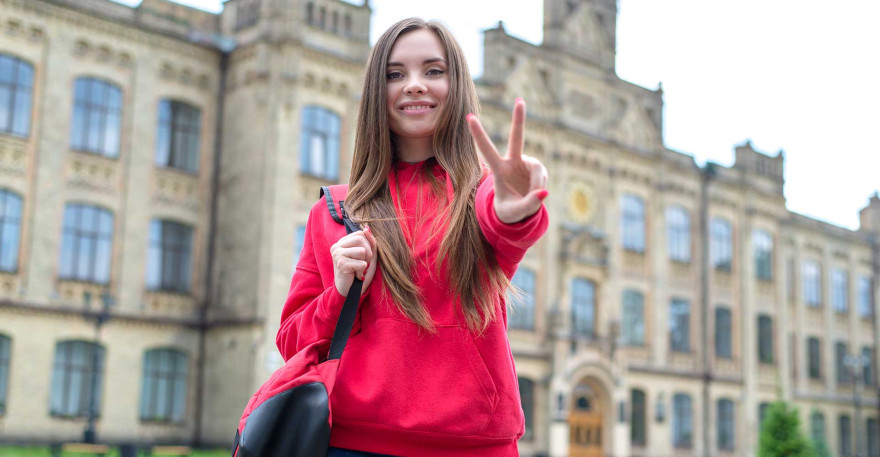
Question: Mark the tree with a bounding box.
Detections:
[758,400,812,457]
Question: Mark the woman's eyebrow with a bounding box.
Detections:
[386,57,447,67]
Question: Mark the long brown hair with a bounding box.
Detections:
[346,18,510,334]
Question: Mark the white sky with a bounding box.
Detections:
[114,0,880,231]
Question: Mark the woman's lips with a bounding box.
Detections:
[399,104,436,115]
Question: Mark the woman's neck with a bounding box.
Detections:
[394,135,434,163]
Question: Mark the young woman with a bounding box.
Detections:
[276,18,549,457]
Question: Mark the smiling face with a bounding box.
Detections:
[385,28,450,145]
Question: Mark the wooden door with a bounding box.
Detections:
[569,384,603,457]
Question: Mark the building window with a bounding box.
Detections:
[669,298,690,352]
[753,229,773,281]
[300,106,340,181]
[140,348,188,423]
[715,307,732,359]
[631,389,646,446]
[710,217,732,272]
[0,334,9,415]
[50,341,104,418]
[146,220,193,294]
[0,189,22,273]
[58,204,114,284]
[235,0,260,30]
[672,393,693,448]
[571,278,595,338]
[0,54,34,137]
[808,337,822,380]
[863,347,874,387]
[156,100,201,173]
[622,290,644,346]
[840,415,852,457]
[717,398,734,450]
[344,14,352,36]
[837,341,850,384]
[758,402,770,426]
[868,418,879,457]
[811,411,825,442]
[291,225,306,274]
[666,206,690,263]
[518,377,534,441]
[803,260,821,307]
[758,314,774,364]
[70,78,122,158]
[508,268,535,330]
[859,276,872,318]
[832,268,849,313]
[621,194,645,253]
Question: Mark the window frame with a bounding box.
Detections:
[669,298,690,353]
[717,398,735,450]
[831,268,849,313]
[753,229,773,281]
[155,99,202,173]
[0,334,9,416]
[803,260,822,307]
[621,194,645,253]
[299,106,341,181]
[58,203,114,284]
[715,307,732,359]
[518,377,535,441]
[710,217,732,272]
[508,268,536,330]
[808,337,822,380]
[49,340,105,419]
[146,219,194,294]
[622,290,645,346]
[672,393,693,449]
[70,77,123,158]
[139,348,189,423]
[0,189,23,273]
[631,389,647,446]
[571,277,595,338]
[666,205,691,263]
[757,314,774,364]
[0,54,34,137]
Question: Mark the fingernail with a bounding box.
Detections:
[466,113,474,121]
[515,97,523,104]
[537,189,549,201]
[365,226,372,234]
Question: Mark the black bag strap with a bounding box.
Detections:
[321,186,362,361]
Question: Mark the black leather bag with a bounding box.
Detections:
[232,186,361,457]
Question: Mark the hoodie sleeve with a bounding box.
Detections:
[275,202,360,361]
[475,173,549,267]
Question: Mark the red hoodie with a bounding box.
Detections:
[276,160,548,457]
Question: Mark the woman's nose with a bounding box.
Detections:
[404,77,426,95]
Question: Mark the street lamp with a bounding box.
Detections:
[844,352,871,457]
[82,290,113,444]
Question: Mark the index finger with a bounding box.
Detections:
[508,98,526,161]
[466,113,503,171]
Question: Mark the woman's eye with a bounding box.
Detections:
[427,69,444,76]
[386,72,403,80]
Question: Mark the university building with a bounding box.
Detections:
[0,0,878,455]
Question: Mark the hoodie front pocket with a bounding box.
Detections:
[333,318,498,436]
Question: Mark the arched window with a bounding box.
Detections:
[0,54,34,137]
[508,268,536,330]
[140,348,188,423]
[300,106,340,181]
[70,77,123,157]
[665,206,690,262]
[571,278,594,338]
[621,194,644,252]
[59,204,114,284]
[710,217,732,271]
[622,290,644,346]
[146,220,193,293]
[50,340,104,418]
[156,99,201,173]
[0,189,22,272]
[672,393,692,448]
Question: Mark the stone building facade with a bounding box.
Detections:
[0,0,877,456]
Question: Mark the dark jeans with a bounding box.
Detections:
[327,447,398,457]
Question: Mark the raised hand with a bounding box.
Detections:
[466,98,548,224]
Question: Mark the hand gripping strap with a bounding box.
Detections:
[320,187,362,362]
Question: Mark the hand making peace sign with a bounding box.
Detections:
[466,98,549,224]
